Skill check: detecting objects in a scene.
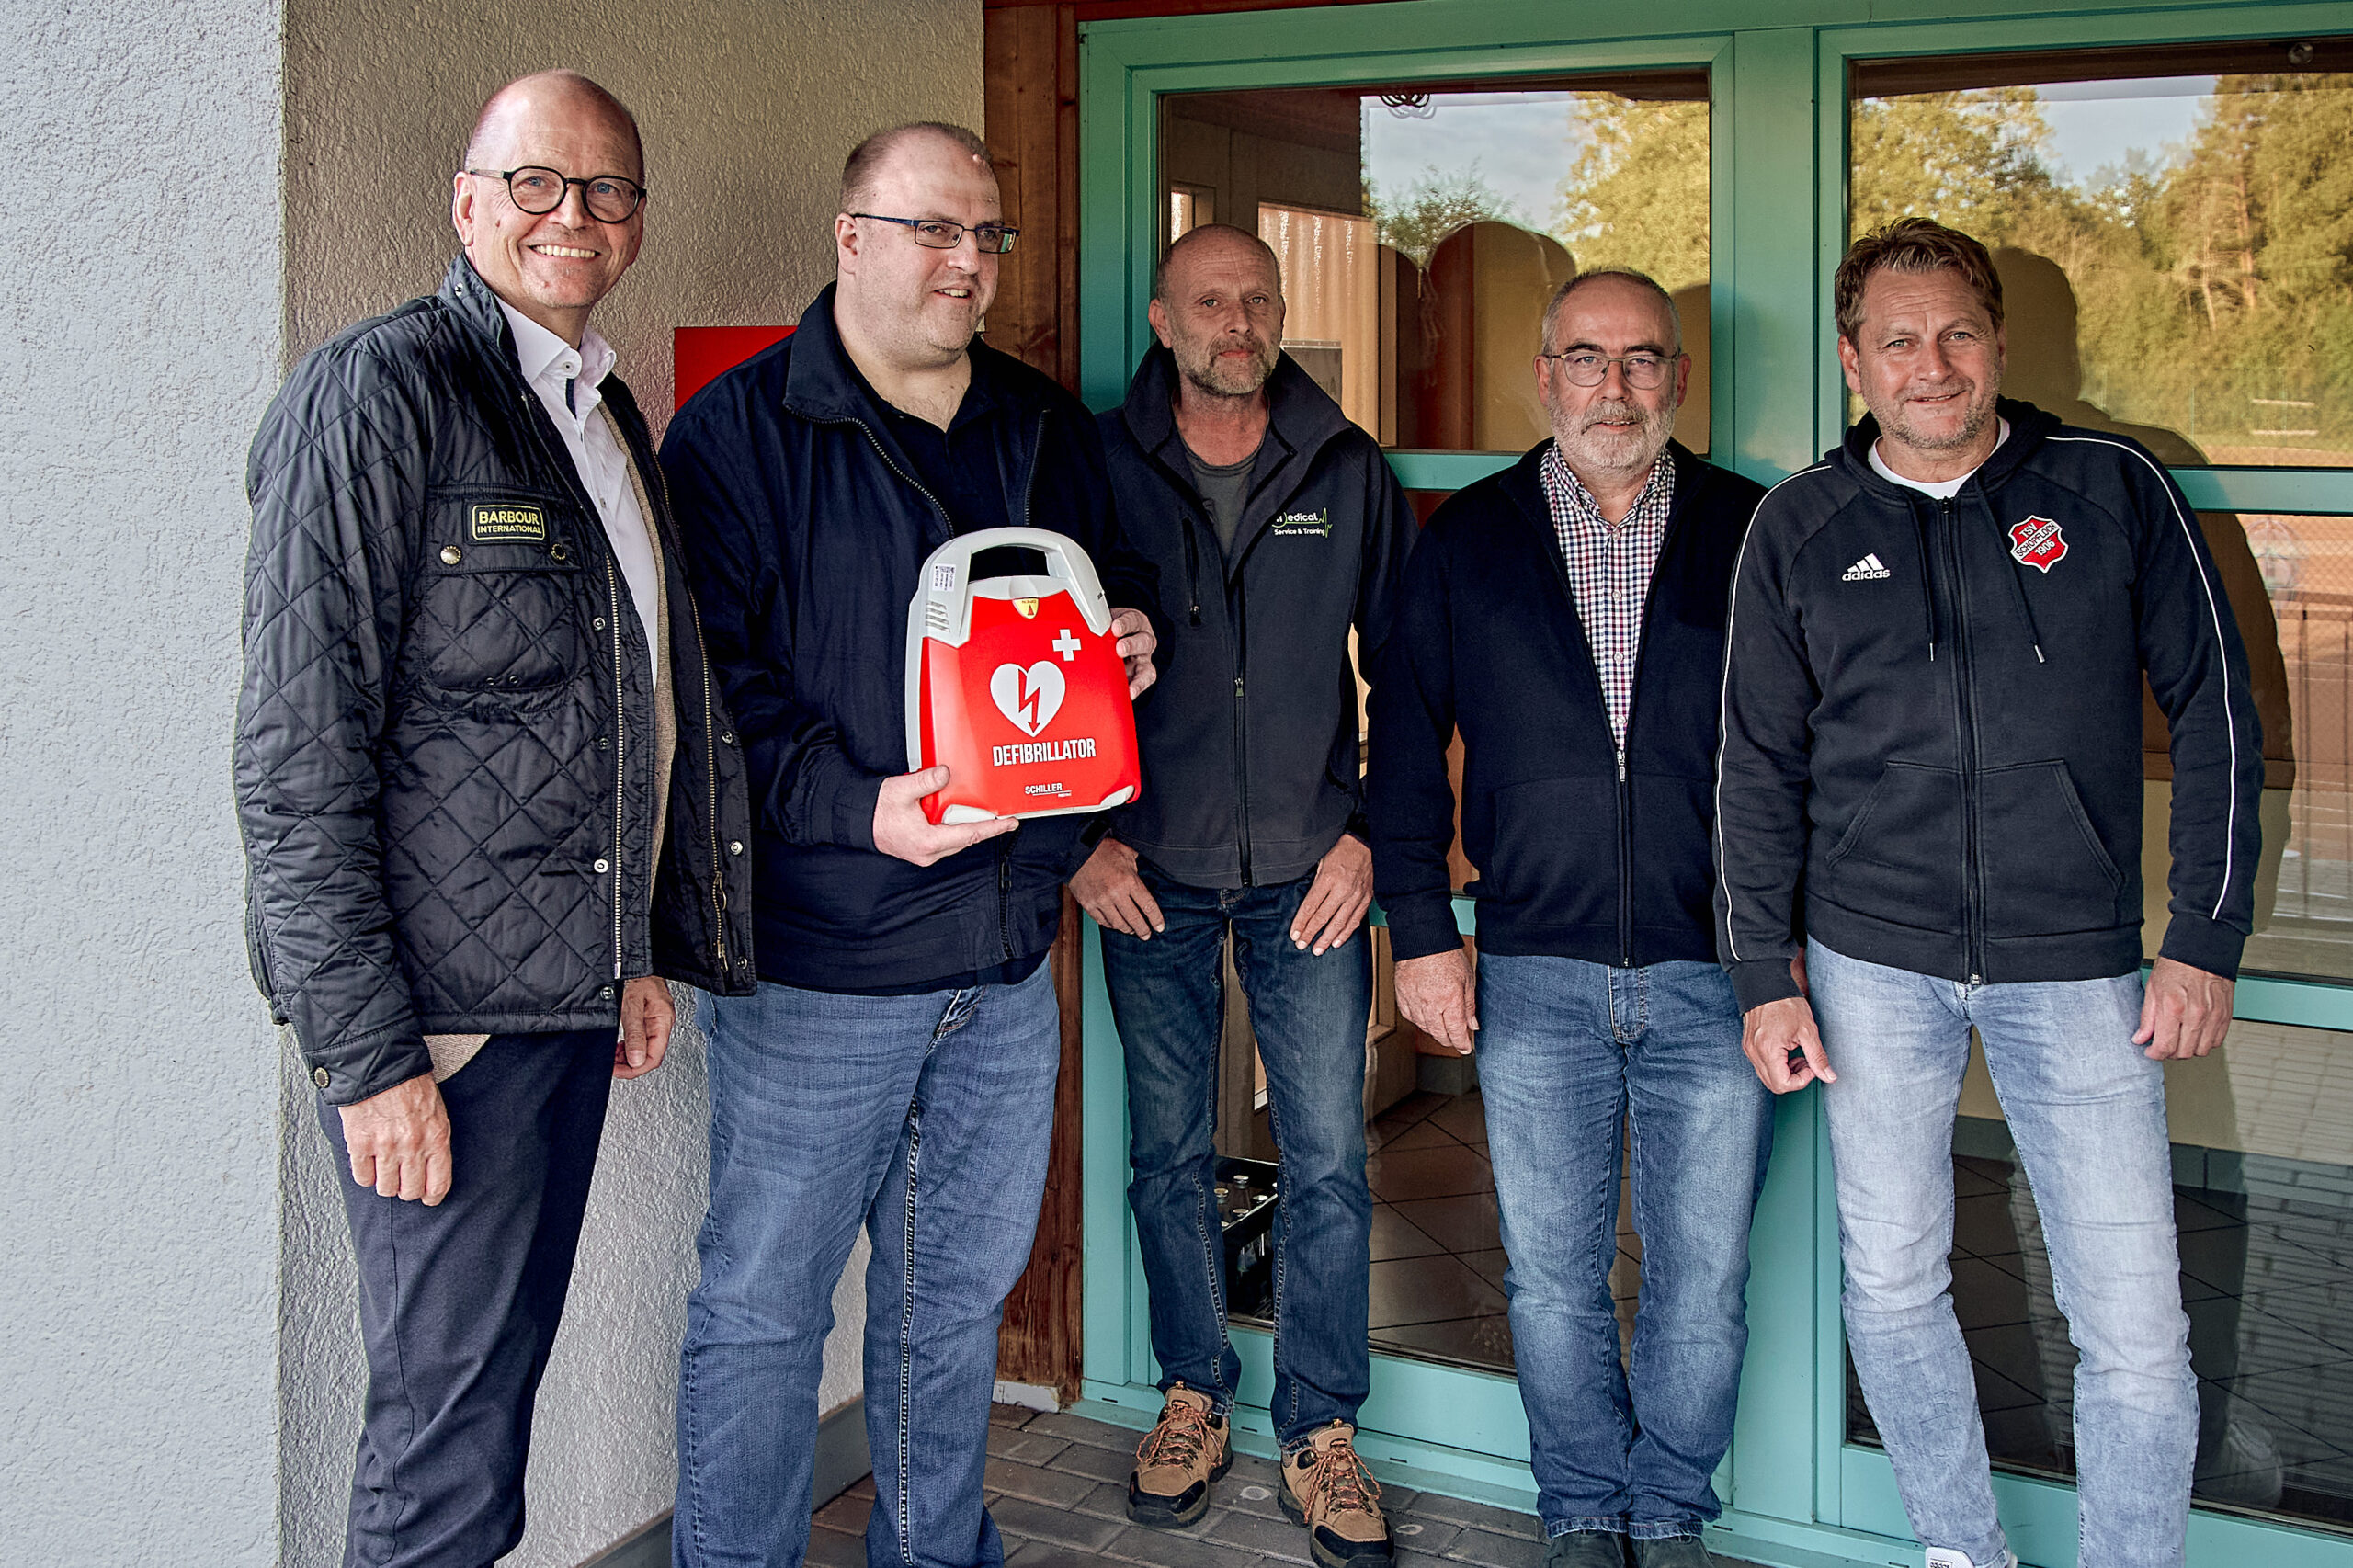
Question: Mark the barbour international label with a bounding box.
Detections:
[469,502,548,542]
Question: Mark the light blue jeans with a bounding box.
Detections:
[1809,938,2196,1568]
[1478,955,1772,1541]
[673,963,1060,1568]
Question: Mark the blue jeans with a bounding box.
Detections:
[1809,938,2196,1568]
[673,963,1060,1568]
[1102,865,1372,1447]
[1477,955,1771,1541]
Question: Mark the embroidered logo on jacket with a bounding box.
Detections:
[2010,515,2067,572]
[1842,553,1892,582]
[1269,509,1332,537]
[469,503,548,542]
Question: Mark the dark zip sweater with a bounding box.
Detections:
[1369,440,1764,966]
[1100,347,1413,889]
[661,287,1159,994]
[1714,399,2263,1011]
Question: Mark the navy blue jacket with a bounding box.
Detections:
[1100,347,1413,889]
[1714,399,2264,1010]
[1369,441,1764,965]
[662,288,1158,993]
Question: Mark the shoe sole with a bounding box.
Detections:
[1276,1483,1393,1567]
[1125,1449,1232,1528]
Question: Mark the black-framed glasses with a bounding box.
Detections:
[465,166,646,223]
[849,212,1018,255]
[1540,350,1675,390]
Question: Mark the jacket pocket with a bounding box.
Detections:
[1979,761,2126,938]
[1814,761,1963,933]
[1478,775,1617,929]
[417,493,588,694]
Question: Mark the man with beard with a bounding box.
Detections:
[1078,222,1411,1567]
[658,122,1159,1568]
[1716,218,2258,1568]
[1368,270,1768,1568]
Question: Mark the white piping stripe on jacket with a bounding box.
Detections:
[1712,462,1832,966]
[2045,434,2244,922]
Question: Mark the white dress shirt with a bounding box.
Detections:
[497,300,660,663]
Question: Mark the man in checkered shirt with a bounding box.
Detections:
[1368,270,1769,1568]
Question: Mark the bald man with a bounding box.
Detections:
[237,72,752,1568]
[661,122,1157,1568]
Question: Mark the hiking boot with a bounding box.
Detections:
[1278,1422,1393,1567]
[1632,1535,1713,1567]
[1126,1384,1230,1528]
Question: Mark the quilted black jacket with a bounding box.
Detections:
[237,255,756,1106]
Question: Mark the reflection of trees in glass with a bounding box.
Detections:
[1847,74,2353,461]
[1552,95,1711,293]
[1363,165,1524,269]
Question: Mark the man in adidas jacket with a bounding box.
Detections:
[1716,218,2263,1568]
[1077,223,1412,1566]
[1369,270,1768,1568]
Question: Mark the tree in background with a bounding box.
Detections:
[1552,94,1710,293]
[1365,165,1524,271]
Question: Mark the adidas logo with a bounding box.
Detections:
[1842,552,1892,582]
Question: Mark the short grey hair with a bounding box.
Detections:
[1152,222,1283,305]
[1540,267,1682,356]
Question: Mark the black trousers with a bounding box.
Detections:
[321,1030,614,1568]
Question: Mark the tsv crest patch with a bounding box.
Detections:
[2009,515,2066,573]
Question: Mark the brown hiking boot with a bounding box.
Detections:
[1279,1422,1393,1567]
[1126,1384,1231,1528]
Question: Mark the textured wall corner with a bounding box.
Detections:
[0,2,286,1564]
[275,3,980,1562]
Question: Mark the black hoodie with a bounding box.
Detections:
[1099,347,1413,889]
[1713,398,2263,1011]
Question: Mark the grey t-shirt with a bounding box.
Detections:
[1187,442,1261,559]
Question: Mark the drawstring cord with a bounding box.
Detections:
[1183,518,1202,626]
[1912,506,1938,662]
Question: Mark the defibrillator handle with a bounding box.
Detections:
[913,526,1115,649]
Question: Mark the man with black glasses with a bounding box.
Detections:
[661,121,1159,1568]
[1370,269,1768,1568]
[237,71,753,1568]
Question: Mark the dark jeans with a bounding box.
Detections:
[322,1028,616,1568]
[674,964,1061,1568]
[1101,863,1372,1447]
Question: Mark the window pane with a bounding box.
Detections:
[1848,40,2353,469]
[1161,72,1711,454]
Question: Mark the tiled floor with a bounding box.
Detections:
[800,1403,1766,1566]
[1847,1143,2353,1529]
[1247,1088,1641,1373]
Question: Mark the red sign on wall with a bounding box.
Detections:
[674,324,796,411]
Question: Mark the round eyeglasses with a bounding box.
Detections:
[1540,351,1675,390]
[849,213,1019,256]
[465,166,646,224]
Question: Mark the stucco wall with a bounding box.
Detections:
[276,4,983,1564]
[0,3,287,1565]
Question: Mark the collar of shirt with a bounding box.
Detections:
[1540,442,1673,533]
[496,298,616,431]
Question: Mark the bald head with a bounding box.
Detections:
[841,122,993,216]
[465,70,642,182]
[1153,223,1281,307]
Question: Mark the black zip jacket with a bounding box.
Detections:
[1714,399,2263,1011]
[1369,441,1764,965]
[237,255,757,1106]
[1100,347,1413,888]
[661,287,1160,994]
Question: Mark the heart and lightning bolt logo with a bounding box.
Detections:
[990,662,1066,737]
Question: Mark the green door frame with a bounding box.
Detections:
[1071,3,2353,1563]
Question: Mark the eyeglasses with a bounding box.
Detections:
[465,166,646,223]
[849,212,1019,255]
[1540,350,1675,390]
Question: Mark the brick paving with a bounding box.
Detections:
[801,1403,1766,1567]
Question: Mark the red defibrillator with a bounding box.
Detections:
[904,527,1143,824]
